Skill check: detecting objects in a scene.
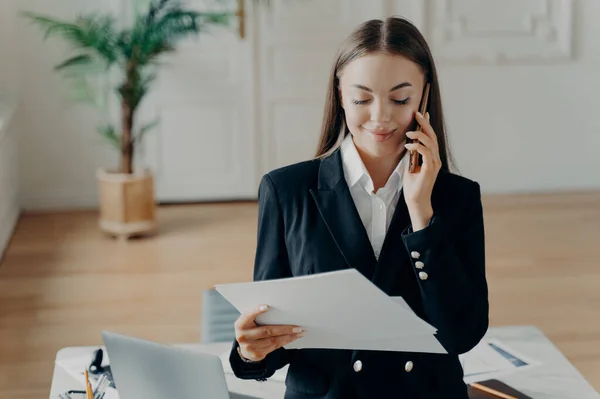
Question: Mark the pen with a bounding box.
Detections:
[84,369,94,399]
[470,382,519,399]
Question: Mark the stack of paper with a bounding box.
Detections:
[215,268,447,354]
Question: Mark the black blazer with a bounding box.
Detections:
[229,148,489,399]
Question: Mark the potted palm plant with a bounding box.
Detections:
[23,0,231,239]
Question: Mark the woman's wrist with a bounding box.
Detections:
[237,346,260,363]
[408,204,434,232]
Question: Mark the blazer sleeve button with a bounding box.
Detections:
[405,361,414,372]
[353,360,363,372]
[419,271,428,280]
[411,251,421,259]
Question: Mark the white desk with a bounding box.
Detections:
[49,341,285,399]
[49,326,600,399]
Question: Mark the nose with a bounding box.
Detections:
[370,99,391,122]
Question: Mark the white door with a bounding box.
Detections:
[256,0,389,174]
[138,0,259,202]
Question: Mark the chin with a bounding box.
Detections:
[360,141,399,158]
[358,133,403,156]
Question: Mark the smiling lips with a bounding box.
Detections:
[364,127,397,142]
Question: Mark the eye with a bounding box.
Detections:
[351,99,370,105]
[392,97,410,105]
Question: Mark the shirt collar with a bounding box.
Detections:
[341,134,369,188]
[340,134,407,194]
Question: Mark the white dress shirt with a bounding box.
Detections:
[340,134,408,260]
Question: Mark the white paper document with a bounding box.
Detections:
[459,339,542,383]
[215,268,446,354]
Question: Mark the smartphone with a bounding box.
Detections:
[408,82,431,173]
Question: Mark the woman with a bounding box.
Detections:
[228,16,489,399]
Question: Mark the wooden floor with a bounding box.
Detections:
[0,192,599,398]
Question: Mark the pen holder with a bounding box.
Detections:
[88,349,115,389]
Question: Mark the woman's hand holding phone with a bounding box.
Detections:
[403,111,441,230]
[234,305,305,362]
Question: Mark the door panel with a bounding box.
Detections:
[139,0,258,202]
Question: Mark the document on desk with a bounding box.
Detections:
[459,339,542,383]
[215,268,446,354]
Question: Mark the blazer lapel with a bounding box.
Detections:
[309,150,377,279]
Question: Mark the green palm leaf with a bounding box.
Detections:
[23,12,120,66]
[137,10,204,65]
[54,54,94,71]
[97,124,122,150]
[197,12,231,26]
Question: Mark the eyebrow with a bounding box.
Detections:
[351,82,412,92]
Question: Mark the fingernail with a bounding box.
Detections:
[416,112,423,118]
[259,305,268,312]
[426,112,430,120]
[292,327,303,333]
[296,332,305,338]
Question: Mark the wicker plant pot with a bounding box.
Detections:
[97,168,157,239]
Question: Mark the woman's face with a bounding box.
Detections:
[338,52,426,158]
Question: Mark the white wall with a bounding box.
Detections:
[11,0,600,211]
[0,102,19,260]
[15,0,120,210]
[427,0,600,194]
[0,0,18,97]
[0,0,20,259]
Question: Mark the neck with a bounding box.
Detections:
[356,147,406,193]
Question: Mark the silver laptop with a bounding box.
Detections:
[102,331,258,399]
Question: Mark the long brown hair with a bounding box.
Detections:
[315,17,455,174]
